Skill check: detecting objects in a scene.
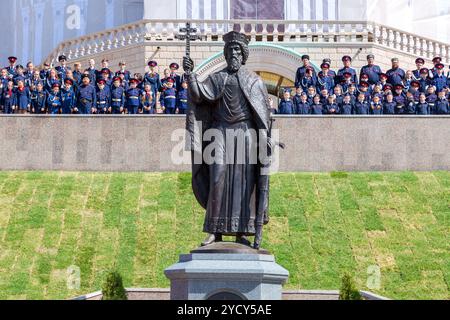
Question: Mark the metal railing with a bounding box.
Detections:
[43,19,450,65]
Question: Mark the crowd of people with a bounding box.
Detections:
[1,53,450,116]
[274,54,450,115]
[0,56,188,115]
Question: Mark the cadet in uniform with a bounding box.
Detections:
[360,54,382,85]
[432,63,447,93]
[125,78,142,114]
[300,67,317,91]
[433,90,449,114]
[144,60,162,101]
[85,59,97,84]
[295,55,317,89]
[40,62,51,80]
[73,63,83,85]
[416,93,430,115]
[1,81,15,114]
[370,95,383,115]
[317,62,335,92]
[141,83,155,114]
[383,93,396,115]
[431,57,442,78]
[115,61,131,82]
[295,93,311,115]
[310,95,324,115]
[169,63,182,91]
[13,65,26,87]
[337,56,358,84]
[418,68,431,93]
[55,55,70,81]
[177,80,189,114]
[413,58,425,80]
[96,79,111,114]
[6,56,18,78]
[340,94,354,115]
[47,83,62,115]
[45,69,61,93]
[278,90,295,115]
[110,76,125,114]
[160,78,177,114]
[76,75,96,114]
[386,58,406,87]
[14,80,31,114]
[31,82,47,114]
[61,79,76,114]
[354,93,370,114]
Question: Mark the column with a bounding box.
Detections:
[74,0,88,37]
[105,0,115,29]
[21,6,31,63]
[52,0,66,49]
[34,1,46,64]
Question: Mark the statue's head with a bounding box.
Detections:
[223,31,250,73]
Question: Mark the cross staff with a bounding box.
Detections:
[176,22,200,76]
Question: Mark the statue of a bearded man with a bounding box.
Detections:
[183,31,272,249]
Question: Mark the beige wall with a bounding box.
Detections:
[1,115,449,172]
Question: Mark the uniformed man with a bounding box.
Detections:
[432,63,447,93]
[125,78,142,114]
[360,54,382,85]
[24,61,34,81]
[55,55,71,81]
[115,61,131,82]
[322,58,336,78]
[386,58,406,87]
[300,66,317,91]
[160,78,177,114]
[6,56,18,78]
[40,62,51,80]
[13,65,27,87]
[337,55,357,85]
[96,79,111,114]
[76,75,96,114]
[418,68,431,93]
[413,58,425,80]
[431,57,442,78]
[85,59,97,84]
[73,63,83,85]
[295,55,317,89]
[317,62,335,92]
[169,62,181,90]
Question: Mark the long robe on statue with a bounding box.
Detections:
[187,67,271,236]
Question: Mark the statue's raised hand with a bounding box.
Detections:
[183,56,194,74]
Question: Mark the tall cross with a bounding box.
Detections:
[176,22,200,75]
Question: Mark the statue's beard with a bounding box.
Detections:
[227,56,242,73]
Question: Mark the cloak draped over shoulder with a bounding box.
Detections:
[186,67,271,236]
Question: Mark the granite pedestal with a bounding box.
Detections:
[164,242,289,300]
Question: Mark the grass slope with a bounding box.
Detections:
[0,171,448,300]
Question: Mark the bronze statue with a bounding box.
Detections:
[183,31,273,250]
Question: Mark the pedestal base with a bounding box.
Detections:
[164,242,289,300]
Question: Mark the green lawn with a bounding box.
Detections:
[0,171,448,300]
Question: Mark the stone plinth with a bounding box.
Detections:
[164,242,289,300]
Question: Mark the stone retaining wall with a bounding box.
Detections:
[1,115,449,172]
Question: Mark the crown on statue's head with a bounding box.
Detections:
[223,31,250,45]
